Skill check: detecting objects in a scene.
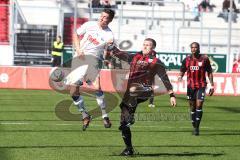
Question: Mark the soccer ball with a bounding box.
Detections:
[50,67,65,82]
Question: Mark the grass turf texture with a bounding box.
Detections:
[0,89,240,160]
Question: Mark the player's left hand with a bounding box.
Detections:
[209,86,214,96]
[170,97,177,107]
[177,76,183,82]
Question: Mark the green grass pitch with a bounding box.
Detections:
[0,89,240,160]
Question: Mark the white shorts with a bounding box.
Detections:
[64,55,99,85]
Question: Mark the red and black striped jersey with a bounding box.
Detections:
[180,54,212,89]
[110,47,173,91]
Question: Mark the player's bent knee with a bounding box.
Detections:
[129,83,152,97]
[69,86,79,97]
[129,86,137,93]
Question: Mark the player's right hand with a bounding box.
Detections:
[76,49,85,60]
[209,86,214,96]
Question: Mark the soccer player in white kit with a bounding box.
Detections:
[70,9,115,131]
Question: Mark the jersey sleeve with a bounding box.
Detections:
[155,59,173,91]
[109,46,134,63]
[76,22,88,36]
[180,58,187,73]
[205,57,213,73]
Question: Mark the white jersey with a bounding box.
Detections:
[76,21,114,57]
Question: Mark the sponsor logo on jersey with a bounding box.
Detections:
[137,60,148,66]
[190,66,199,71]
[87,35,100,45]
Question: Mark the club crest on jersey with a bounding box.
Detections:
[148,59,153,63]
[198,62,202,66]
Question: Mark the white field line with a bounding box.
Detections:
[0,122,211,129]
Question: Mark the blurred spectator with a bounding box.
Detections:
[220,0,238,22]
[89,0,116,12]
[132,1,148,5]
[91,0,101,8]
[223,0,237,11]
[186,0,200,21]
[100,0,112,8]
[232,55,240,73]
[198,0,214,12]
[116,0,126,5]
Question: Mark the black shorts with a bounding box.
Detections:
[122,85,153,108]
[187,87,206,101]
[120,85,153,125]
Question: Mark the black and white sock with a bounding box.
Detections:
[195,109,203,129]
[72,96,89,119]
[191,110,196,128]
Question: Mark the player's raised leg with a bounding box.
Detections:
[70,85,91,131]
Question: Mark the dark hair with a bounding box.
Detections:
[103,8,115,21]
[190,42,200,48]
[190,42,200,53]
[145,38,157,49]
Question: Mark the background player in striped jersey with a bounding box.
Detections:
[178,42,214,136]
[107,38,177,156]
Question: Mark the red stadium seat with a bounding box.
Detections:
[0,0,9,44]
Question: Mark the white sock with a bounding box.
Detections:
[96,91,108,118]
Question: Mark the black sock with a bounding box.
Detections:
[195,109,203,128]
[121,126,132,149]
[191,110,196,128]
[149,97,154,104]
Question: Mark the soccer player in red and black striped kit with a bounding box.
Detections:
[178,42,214,136]
[106,38,177,156]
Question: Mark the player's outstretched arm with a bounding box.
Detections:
[206,57,214,96]
[208,72,214,96]
[155,60,177,107]
[106,43,133,62]
[156,60,173,91]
